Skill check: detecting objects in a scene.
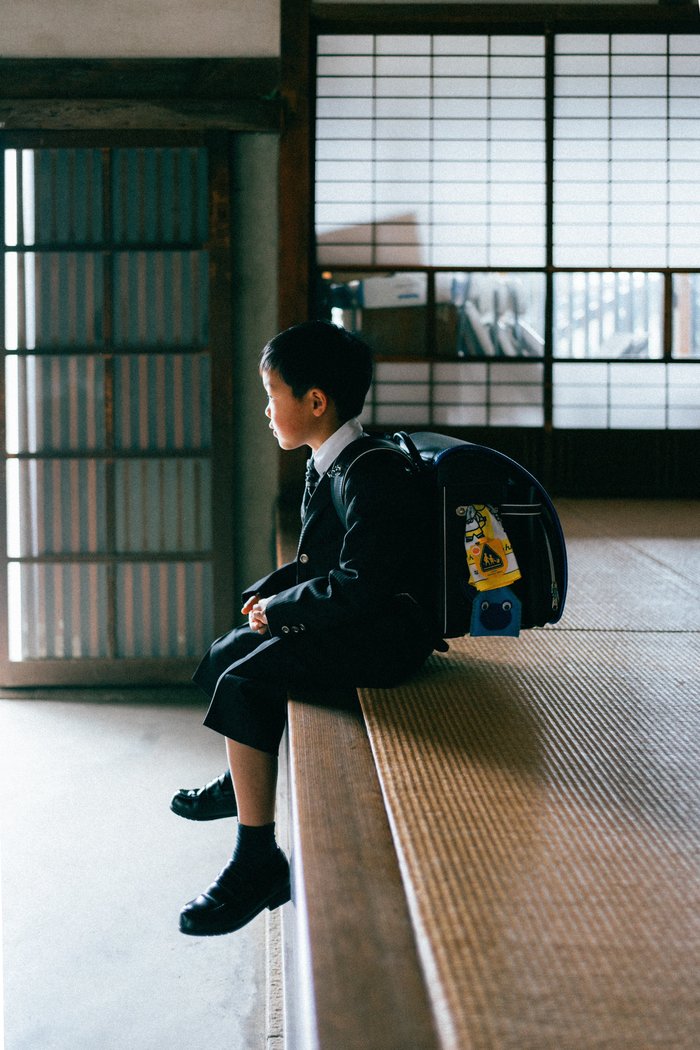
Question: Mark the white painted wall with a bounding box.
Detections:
[3,0,280,57]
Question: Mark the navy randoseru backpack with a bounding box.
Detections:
[330,430,567,639]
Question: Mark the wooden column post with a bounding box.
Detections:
[278,0,314,497]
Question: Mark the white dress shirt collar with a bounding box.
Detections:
[312,417,364,478]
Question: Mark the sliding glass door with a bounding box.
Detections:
[1,135,234,685]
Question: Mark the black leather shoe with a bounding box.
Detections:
[179,848,291,936]
[170,770,237,821]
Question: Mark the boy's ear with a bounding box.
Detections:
[309,387,329,416]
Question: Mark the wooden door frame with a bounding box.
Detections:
[0,55,283,685]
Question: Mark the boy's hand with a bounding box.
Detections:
[241,594,273,634]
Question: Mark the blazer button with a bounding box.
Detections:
[292,625,299,633]
[299,553,309,564]
[281,626,290,634]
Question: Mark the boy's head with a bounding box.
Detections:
[259,320,373,424]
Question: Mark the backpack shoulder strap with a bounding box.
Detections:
[328,434,413,524]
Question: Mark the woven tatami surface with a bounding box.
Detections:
[358,500,699,1050]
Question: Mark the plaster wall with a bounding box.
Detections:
[231,135,281,592]
[3,0,280,57]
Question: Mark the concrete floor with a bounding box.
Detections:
[0,689,267,1050]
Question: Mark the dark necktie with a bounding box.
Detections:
[302,459,320,519]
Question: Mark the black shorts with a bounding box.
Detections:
[193,597,436,755]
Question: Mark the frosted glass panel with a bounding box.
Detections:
[433,384,485,405]
[375,383,430,404]
[553,406,608,429]
[376,362,431,382]
[317,35,374,54]
[553,361,700,430]
[375,405,429,426]
[11,561,110,659]
[376,35,431,55]
[490,405,543,427]
[112,251,209,348]
[668,407,700,428]
[344,341,544,429]
[112,148,207,246]
[7,459,107,556]
[3,145,215,671]
[434,362,488,383]
[114,459,211,553]
[4,149,104,247]
[609,408,666,428]
[114,354,211,450]
[554,34,700,268]
[6,355,106,452]
[434,405,488,427]
[5,252,104,349]
[116,562,213,658]
[316,33,546,267]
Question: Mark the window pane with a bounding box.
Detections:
[554,272,663,360]
[7,458,107,556]
[10,561,110,660]
[5,252,105,349]
[113,354,211,450]
[5,355,106,453]
[112,148,208,245]
[112,251,209,347]
[318,271,428,357]
[315,32,700,434]
[435,272,545,359]
[552,361,698,429]
[116,561,213,658]
[673,274,700,359]
[4,149,104,247]
[114,459,211,553]
[3,144,216,676]
[368,360,543,429]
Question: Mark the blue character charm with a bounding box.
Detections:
[470,586,522,637]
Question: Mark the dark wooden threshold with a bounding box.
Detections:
[0,657,198,689]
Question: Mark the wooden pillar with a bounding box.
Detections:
[278,0,314,497]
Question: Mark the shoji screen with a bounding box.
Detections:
[315,32,700,434]
[316,34,547,268]
[552,34,700,428]
[316,33,547,429]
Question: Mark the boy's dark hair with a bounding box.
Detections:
[260,320,373,422]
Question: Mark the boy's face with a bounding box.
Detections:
[262,368,322,451]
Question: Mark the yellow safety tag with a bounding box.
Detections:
[463,504,522,592]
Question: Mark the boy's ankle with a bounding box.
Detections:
[232,822,278,869]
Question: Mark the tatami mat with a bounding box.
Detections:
[555,500,700,632]
[359,500,699,1050]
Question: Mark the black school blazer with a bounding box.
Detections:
[242,440,432,640]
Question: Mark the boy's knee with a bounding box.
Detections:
[193,625,267,694]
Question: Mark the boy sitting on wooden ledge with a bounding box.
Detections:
[174,320,440,937]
